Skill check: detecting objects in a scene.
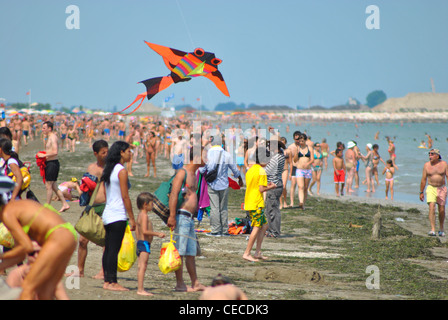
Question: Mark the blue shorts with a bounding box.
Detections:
[174,210,197,256]
[136,240,151,257]
[172,154,184,170]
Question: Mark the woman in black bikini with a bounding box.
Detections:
[292,133,314,209]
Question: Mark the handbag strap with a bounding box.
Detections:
[181,168,187,186]
[213,149,223,169]
[88,181,101,206]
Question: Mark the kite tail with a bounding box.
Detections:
[140,76,174,101]
[113,92,147,115]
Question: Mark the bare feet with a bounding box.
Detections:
[242,254,259,262]
[174,284,205,292]
[137,290,154,296]
[253,253,269,260]
[59,205,70,213]
[92,271,104,280]
[65,270,84,277]
[103,282,129,291]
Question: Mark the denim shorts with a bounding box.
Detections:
[174,211,197,256]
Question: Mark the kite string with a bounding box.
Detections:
[175,0,195,48]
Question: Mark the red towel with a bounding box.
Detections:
[228,177,241,190]
[80,176,97,195]
[35,151,46,184]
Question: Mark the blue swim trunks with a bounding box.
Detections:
[136,240,151,257]
[172,153,184,170]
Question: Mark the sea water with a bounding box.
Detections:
[221,121,448,205]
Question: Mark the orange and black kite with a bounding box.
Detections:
[115,42,230,115]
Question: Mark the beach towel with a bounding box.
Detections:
[228,177,241,190]
[196,172,210,222]
[35,151,46,184]
[79,173,99,206]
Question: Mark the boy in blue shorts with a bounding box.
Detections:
[136,192,166,296]
[243,147,276,262]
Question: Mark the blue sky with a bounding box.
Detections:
[1,0,447,111]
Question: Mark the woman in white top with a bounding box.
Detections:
[0,138,23,200]
[100,141,136,292]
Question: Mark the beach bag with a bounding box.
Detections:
[117,224,137,272]
[153,168,187,224]
[0,223,14,248]
[204,150,223,183]
[74,183,105,247]
[3,159,31,191]
[158,231,181,274]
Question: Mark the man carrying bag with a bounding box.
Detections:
[199,136,243,237]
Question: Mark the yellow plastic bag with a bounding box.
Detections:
[158,231,181,274]
[117,224,137,272]
[0,223,14,248]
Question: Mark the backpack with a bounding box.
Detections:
[153,168,187,224]
[3,158,31,191]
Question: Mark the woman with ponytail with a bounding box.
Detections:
[100,141,136,291]
[0,138,23,200]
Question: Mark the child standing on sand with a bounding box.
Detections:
[243,147,276,262]
[333,148,346,197]
[382,160,395,200]
[135,192,166,296]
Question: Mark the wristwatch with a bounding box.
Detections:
[420,191,424,194]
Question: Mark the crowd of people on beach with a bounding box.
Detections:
[0,111,446,300]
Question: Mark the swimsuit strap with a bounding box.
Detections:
[22,205,45,234]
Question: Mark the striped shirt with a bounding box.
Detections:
[265,152,285,186]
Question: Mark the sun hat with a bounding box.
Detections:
[347,141,356,149]
[366,143,373,150]
[431,149,442,160]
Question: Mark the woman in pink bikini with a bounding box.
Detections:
[382,159,395,200]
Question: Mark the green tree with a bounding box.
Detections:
[366,90,387,108]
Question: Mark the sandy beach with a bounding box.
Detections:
[2,135,447,301]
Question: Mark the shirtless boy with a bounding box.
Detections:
[333,148,346,197]
[37,121,69,212]
[420,148,448,237]
[167,145,205,292]
[135,192,165,296]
